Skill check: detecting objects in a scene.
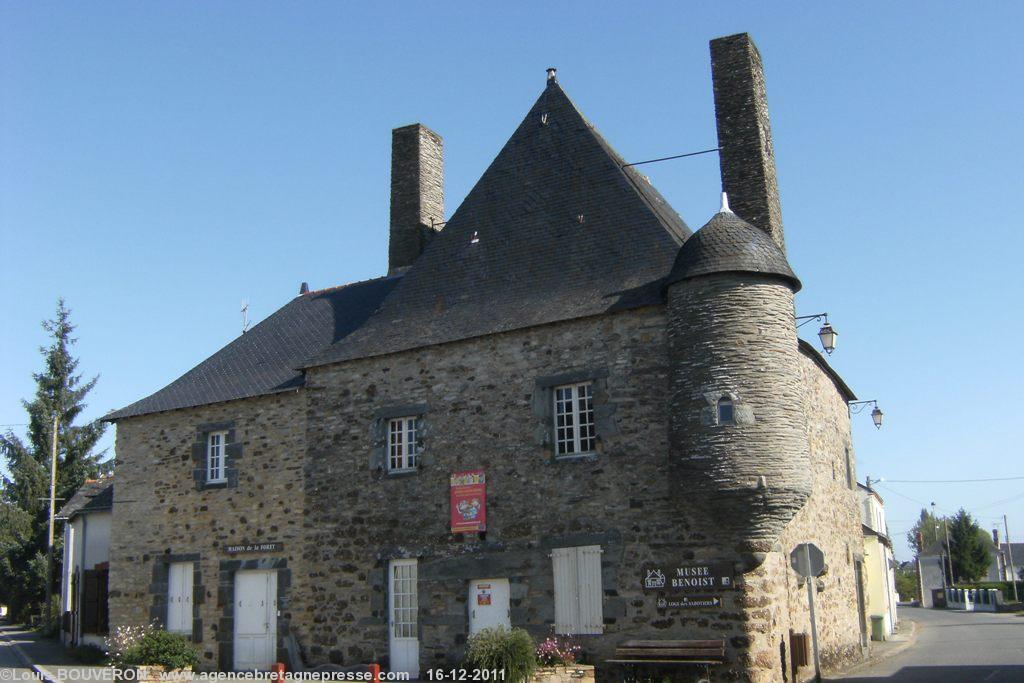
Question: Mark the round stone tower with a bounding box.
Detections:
[665,199,810,564]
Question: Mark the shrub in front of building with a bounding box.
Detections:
[466,627,538,682]
[107,624,199,671]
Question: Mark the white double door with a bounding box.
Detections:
[234,570,277,671]
[468,579,510,636]
[389,559,419,679]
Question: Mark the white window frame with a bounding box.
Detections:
[388,417,420,472]
[206,430,228,484]
[554,382,596,457]
[551,545,604,635]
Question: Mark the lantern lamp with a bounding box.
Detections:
[817,323,838,355]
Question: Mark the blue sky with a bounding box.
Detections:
[2,2,1022,561]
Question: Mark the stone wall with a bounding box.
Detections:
[108,392,307,669]
[736,350,865,682]
[294,305,864,682]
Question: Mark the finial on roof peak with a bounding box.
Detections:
[720,192,732,214]
[546,67,557,83]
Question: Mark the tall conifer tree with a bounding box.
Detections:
[1,300,108,620]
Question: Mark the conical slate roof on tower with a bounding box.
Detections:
[307,75,691,367]
[665,203,800,292]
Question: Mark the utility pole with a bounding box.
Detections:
[943,518,954,586]
[44,413,59,628]
[1005,515,1019,602]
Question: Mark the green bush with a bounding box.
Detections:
[466,627,537,683]
[118,631,199,671]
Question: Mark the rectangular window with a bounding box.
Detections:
[551,545,603,635]
[388,417,420,472]
[207,431,228,483]
[554,382,596,456]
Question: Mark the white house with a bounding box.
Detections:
[858,483,899,637]
[58,478,113,648]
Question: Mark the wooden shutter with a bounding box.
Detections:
[97,568,110,634]
[551,547,577,634]
[168,562,193,633]
[81,570,100,634]
[576,546,604,635]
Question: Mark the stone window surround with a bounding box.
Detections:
[192,421,242,490]
[216,557,291,672]
[149,553,203,643]
[700,390,753,427]
[533,368,616,462]
[370,404,429,476]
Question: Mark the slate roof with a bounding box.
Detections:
[57,478,114,520]
[664,210,800,291]
[305,78,691,367]
[104,276,401,420]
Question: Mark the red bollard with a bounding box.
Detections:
[368,663,381,683]
[272,662,287,681]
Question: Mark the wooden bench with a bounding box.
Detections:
[606,640,725,680]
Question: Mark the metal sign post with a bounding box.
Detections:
[791,543,825,683]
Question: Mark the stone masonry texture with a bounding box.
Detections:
[108,392,307,669]
[388,124,444,274]
[667,273,811,555]
[711,33,786,253]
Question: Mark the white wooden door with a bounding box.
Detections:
[233,570,277,671]
[167,562,193,634]
[468,579,510,636]
[388,559,419,678]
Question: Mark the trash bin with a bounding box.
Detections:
[870,615,885,641]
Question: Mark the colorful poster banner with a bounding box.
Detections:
[450,470,486,533]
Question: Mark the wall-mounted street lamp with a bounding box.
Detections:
[796,313,838,355]
[849,400,883,429]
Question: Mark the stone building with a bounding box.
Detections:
[106,33,868,682]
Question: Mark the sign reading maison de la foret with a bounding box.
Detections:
[223,542,283,554]
[450,470,486,533]
[642,563,734,592]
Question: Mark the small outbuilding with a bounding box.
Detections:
[58,477,114,648]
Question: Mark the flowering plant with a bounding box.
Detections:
[106,623,157,667]
[535,635,582,666]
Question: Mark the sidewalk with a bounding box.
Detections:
[826,618,918,679]
[0,623,111,682]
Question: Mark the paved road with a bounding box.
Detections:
[832,606,1024,682]
[0,626,38,683]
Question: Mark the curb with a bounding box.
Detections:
[829,618,918,679]
[0,628,61,683]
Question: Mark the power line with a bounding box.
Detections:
[621,147,720,168]
[884,476,1024,484]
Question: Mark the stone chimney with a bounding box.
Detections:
[389,123,444,274]
[710,33,786,253]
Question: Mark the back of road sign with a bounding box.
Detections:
[790,543,825,578]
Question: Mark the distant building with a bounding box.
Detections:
[986,542,1024,583]
[858,484,898,637]
[58,478,113,648]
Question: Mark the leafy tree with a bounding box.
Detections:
[907,508,945,557]
[894,564,920,602]
[0,300,108,621]
[947,508,991,583]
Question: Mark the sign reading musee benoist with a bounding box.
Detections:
[224,542,282,554]
[642,562,734,592]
